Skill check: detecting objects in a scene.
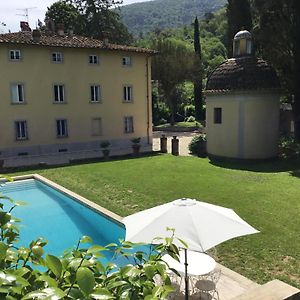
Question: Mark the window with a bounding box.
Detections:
[124,116,134,133]
[214,107,222,124]
[54,85,65,102]
[233,40,240,56]
[91,118,102,136]
[15,121,28,140]
[123,85,133,102]
[122,56,132,66]
[56,119,68,137]
[89,55,99,64]
[9,49,21,61]
[246,39,252,55]
[52,52,63,63]
[11,84,25,103]
[90,85,101,102]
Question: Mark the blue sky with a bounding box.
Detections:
[0,0,150,33]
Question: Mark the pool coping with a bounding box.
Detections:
[9,174,124,227]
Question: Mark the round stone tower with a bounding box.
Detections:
[205,30,281,160]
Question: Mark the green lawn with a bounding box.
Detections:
[9,155,300,288]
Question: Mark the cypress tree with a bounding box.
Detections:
[193,17,204,121]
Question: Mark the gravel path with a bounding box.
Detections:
[152,131,199,156]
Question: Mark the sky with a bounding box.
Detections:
[0,0,149,33]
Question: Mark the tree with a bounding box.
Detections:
[151,37,194,125]
[45,0,133,45]
[45,1,82,32]
[253,0,300,141]
[226,0,253,56]
[193,17,204,121]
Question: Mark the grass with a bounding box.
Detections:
[9,155,300,288]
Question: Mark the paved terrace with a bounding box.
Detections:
[169,262,299,299]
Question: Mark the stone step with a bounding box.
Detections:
[231,279,300,300]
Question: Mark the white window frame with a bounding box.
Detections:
[89,55,99,65]
[52,52,63,63]
[15,120,28,140]
[91,118,102,136]
[122,56,132,67]
[11,83,25,103]
[56,119,68,138]
[123,85,133,102]
[53,84,65,103]
[124,116,134,134]
[9,49,21,61]
[90,85,101,103]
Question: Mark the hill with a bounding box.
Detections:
[119,0,226,36]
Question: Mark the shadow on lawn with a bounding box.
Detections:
[209,156,300,177]
[0,151,162,175]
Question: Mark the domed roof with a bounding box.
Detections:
[234,30,251,40]
[206,56,280,92]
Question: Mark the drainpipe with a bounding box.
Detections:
[146,56,151,144]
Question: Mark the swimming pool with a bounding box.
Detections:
[0,177,126,263]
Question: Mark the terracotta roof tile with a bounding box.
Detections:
[0,31,156,54]
[206,56,280,92]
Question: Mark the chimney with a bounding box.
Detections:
[32,29,41,42]
[56,23,65,36]
[20,21,31,32]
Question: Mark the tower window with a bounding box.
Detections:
[214,108,222,124]
[246,39,252,55]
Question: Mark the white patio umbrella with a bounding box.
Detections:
[123,198,259,300]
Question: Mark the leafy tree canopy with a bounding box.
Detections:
[45,0,133,45]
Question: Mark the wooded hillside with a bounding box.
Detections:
[119,0,226,36]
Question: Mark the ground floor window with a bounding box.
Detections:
[15,121,28,140]
[56,119,68,137]
[124,116,134,133]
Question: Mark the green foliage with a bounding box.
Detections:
[252,0,300,140]
[188,134,207,156]
[151,37,195,124]
[193,17,204,121]
[119,0,226,36]
[183,104,195,118]
[45,0,133,44]
[0,175,181,299]
[131,137,141,144]
[45,1,81,31]
[100,141,110,148]
[279,136,300,159]
[185,116,195,123]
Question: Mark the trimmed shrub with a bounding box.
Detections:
[188,134,207,156]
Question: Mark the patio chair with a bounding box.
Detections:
[193,268,221,300]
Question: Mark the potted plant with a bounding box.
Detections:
[188,133,207,157]
[131,137,141,156]
[100,140,110,160]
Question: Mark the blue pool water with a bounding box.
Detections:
[0,179,126,263]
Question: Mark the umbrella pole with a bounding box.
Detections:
[184,248,189,300]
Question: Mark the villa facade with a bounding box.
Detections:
[0,30,154,167]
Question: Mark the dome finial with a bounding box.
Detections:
[233,29,252,58]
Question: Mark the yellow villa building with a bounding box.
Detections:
[0,29,154,167]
